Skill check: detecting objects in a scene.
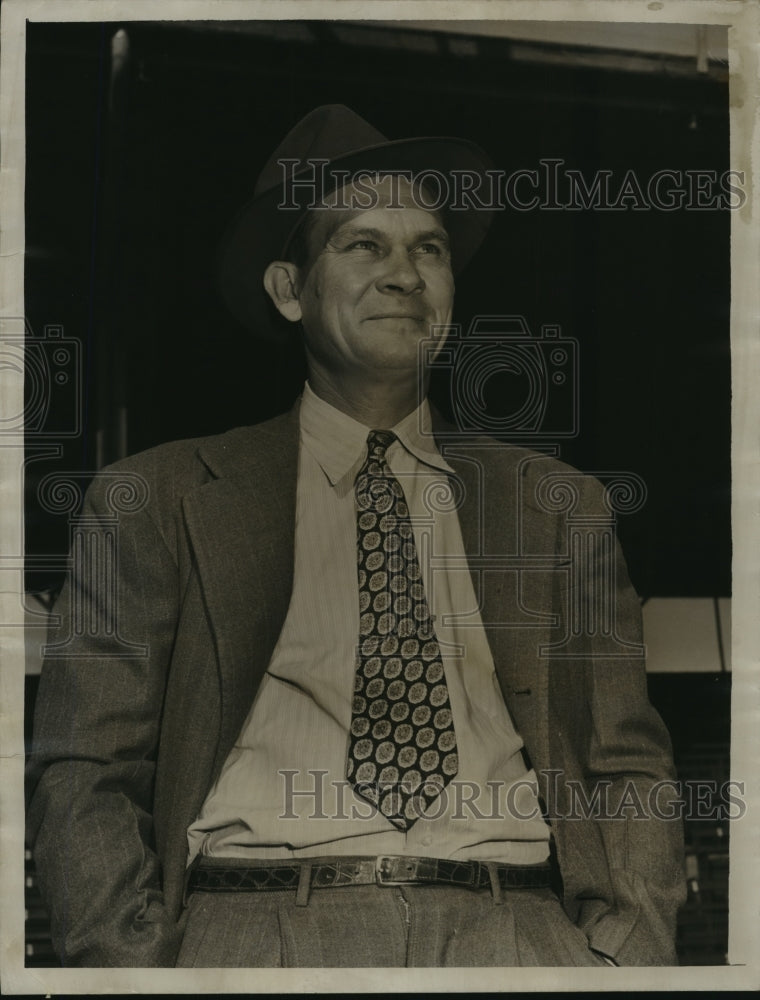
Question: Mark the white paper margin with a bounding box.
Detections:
[1,0,758,993]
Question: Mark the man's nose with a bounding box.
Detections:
[375,249,425,295]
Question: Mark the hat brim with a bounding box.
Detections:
[217,135,494,339]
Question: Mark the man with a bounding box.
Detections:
[26,105,685,968]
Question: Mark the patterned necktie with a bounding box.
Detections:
[346,429,458,829]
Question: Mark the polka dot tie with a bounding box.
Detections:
[346,429,459,829]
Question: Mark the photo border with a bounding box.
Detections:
[1,0,757,993]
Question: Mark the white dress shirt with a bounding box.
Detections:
[186,384,550,863]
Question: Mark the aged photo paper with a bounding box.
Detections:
[1,0,758,993]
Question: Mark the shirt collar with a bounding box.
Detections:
[299,381,453,487]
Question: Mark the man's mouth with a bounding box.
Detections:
[364,314,426,322]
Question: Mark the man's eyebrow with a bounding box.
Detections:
[328,225,384,243]
[414,228,451,247]
[329,224,451,247]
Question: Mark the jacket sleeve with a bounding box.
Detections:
[25,464,184,967]
[563,475,687,966]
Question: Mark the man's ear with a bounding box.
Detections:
[263,261,302,323]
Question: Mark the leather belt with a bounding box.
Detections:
[187,856,553,895]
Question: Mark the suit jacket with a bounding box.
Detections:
[26,403,685,967]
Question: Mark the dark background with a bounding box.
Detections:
[22,20,732,966]
[24,19,731,601]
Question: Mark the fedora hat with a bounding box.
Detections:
[217,104,494,338]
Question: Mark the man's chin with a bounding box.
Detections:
[358,351,427,374]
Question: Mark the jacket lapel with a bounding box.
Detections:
[442,439,552,778]
[182,407,300,779]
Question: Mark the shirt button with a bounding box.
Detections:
[420,834,433,847]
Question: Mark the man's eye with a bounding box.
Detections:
[415,243,444,256]
[347,240,378,251]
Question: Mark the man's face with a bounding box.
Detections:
[293,176,454,379]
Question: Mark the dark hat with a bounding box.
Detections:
[217,104,494,338]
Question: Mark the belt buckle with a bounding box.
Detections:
[375,855,420,886]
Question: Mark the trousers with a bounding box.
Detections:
[175,884,610,968]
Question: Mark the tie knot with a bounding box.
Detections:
[367,429,396,463]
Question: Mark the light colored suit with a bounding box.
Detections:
[27,402,685,966]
